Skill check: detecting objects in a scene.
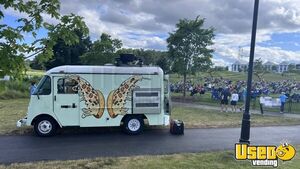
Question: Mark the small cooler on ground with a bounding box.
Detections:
[170,119,184,135]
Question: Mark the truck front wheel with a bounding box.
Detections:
[123,115,144,135]
[34,117,57,137]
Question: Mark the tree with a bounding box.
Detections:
[117,48,157,65]
[43,29,91,69]
[29,58,45,70]
[167,16,214,97]
[0,0,88,78]
[288,64,296,73]
[253,58,266,81]
[155,52,171,73]
[80,33,122,65]
[117,48,171,72]
[206,67,216,78]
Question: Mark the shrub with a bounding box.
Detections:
[23,75,42,84]
[5,80,30,93]
[0,78,37,99]
[0,89,29,99]
[0,82,5,92]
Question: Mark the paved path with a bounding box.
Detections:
[173,102,300,119]
[1,125,300,164]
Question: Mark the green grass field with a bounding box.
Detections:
[0,99,299,135]
[0,99,31,135]
[172,106,300,128]
[1,146,299,169]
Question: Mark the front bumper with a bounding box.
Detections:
[164,115,170,126]
[16,117,27,127]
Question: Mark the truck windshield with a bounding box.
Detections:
[33,75,51,95]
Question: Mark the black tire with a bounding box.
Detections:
[34,116,58,137]
[123,115,144,135]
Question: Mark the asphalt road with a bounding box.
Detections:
[1,125,300,164]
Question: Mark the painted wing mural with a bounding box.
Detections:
[107,75,144,118]
[68,75,105,119]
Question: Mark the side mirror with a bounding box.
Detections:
[36,89,41,100]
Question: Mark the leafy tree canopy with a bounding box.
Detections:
[0,0,88,78]
[117,48,171,72]
[253,58,266,81]
[43,29,91,70]
[80,33,122,65]
[288,63,297,73]
[167,16,214,96]
[167,16,214,75]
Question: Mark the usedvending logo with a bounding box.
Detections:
[235,142,296,167]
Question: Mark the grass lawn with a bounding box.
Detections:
[0,99,31,135]
[172,92,226,107]
[1,146,299,169]
[172,106,300,128]
[0,98,299,135]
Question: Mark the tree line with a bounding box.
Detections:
[30,32,172,74]
[30,16,215,80]
[1,0,215,97]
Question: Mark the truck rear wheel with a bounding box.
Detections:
[123,115,144,135]
[34,117,57,137]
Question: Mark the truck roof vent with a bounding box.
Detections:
[115,54,143,67]
[104,63,114,66]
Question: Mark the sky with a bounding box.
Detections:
[2,0,300,67]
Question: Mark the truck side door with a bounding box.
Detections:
[53,76,80,126]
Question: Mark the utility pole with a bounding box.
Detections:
[239,0,260,144]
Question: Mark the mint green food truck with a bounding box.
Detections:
[17,65,171,136]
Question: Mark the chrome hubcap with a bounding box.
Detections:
[128,119,140,132]
[38,120,52,134]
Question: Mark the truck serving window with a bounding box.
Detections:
[57,78,78,94]
[34,75,51,95]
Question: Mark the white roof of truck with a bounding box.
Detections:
[46,65,163,75]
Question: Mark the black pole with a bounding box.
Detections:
[239,0,260,144]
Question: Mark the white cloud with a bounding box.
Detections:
[122,35,166,50]
[211,58,228,67]
[3,0,300,65]
[78,9,108,38]
[213,44,300,67]
[254,46,300,64]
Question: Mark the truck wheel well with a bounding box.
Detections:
[121,114,147,123]
[31,114,59,127]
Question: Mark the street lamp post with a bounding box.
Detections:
[239,0,260,144]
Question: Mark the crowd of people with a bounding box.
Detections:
[170,77,300,113]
